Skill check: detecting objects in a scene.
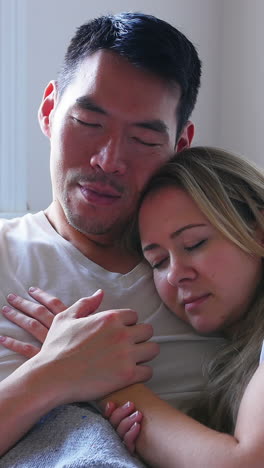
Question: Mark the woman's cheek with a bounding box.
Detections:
[154,271,170,304]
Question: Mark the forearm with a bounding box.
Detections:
[0,294,158,456]
[102,384,255,468]
[0,356,62,456]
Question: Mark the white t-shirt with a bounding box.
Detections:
[0,212,225,409]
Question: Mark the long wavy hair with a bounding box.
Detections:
[139,146,264,433]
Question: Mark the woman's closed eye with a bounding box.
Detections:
[149,256,169,270]
[184,239,207,252]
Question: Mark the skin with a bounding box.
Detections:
[139,186,263,335]
[39,50,194,272]
[1,173,264,464]
[0,49,197,455]
[4,187,262,346]
[0,48,202,455]
[1,187,263,465]
[96,187,264,466]
[0,291,159,456]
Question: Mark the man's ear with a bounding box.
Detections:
[38,80,58,139]
[175,120,195,153]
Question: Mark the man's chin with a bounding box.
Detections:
[66,211,128,240]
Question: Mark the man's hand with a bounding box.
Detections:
[1,289,159,401]
[0,291,159,457]
[30,291,159,401]
[1,287,67,357]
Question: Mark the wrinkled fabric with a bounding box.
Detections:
[0,404,146,468]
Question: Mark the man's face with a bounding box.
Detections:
[41,50,192,241]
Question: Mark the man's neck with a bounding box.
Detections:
[44,203,141,274]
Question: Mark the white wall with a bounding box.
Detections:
[22,0,263,211]
[218,0,262,165]
[25,0,221,211]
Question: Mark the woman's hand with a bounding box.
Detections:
[0,292,158,456]
[105,400,143,454]
[1,287,67,357]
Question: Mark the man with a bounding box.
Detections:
[0,12,224,462]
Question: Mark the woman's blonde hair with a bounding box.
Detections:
[141,146,264,432]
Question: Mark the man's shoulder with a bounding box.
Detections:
[0,211,45,234]
[0,212,50,250]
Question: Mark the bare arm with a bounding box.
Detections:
[0,291,158,456]
[6,289,263,467]
[102,367,264,468]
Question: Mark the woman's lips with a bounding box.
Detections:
[184,294,211,313]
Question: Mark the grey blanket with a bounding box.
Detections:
[0,404,146,467]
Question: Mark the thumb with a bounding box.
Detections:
[73,289,104,318]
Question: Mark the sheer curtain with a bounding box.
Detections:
[0,0,27,218]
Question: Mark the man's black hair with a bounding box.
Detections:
[57,12,201,141]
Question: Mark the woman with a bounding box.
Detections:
[2,147,264,467]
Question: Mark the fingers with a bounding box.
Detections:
[2,306,49,343]
[123,422,141,454]
[5,294,54,328]
[107,401,142,455]
[1,289,69,345]
[28,287,67,315]
[0,335,41,358]
[134,341,160,365]
[108,401,136,427]
[131,322,154,344]
[64,290,104,319]
[121,309,139,326]
[104,401,117,418]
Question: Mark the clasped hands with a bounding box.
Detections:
[0,288,159,403]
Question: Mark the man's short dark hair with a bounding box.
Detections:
[57,12,201,141]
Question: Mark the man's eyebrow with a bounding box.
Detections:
[75,98,168,134]
[135,120,169,135]
[75,96,107,115]
[142,224,206,253]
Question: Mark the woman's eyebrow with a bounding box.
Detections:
[170,223,206,239]
[142,242,159,253]
[142,224,207,253]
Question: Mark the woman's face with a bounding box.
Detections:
[139,186,263,335]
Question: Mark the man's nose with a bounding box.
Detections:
[90,136,126,174]
[167,258,196,286]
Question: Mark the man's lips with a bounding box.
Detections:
[79,183,122,206]
[183,294,211,313]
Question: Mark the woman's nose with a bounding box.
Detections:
[167,258,196,286]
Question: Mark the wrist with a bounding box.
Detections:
[6,354,67,414]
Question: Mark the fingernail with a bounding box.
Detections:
[0,336,6,342]
[129,411,139,420]
[92,289,102,296]
[105,402,111,412]
[123,401,132,409]
[7,294,16,301]
[2,306,11,314]
[131,422,139,430]
[28,287,37,292]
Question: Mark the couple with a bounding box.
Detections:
[2,145,264,467]
[0,10,262,467]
